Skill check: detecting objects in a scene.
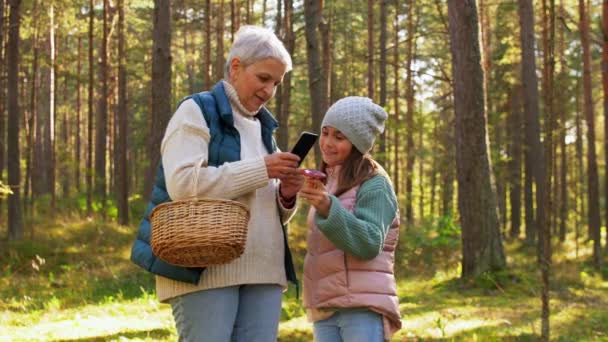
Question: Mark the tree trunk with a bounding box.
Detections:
[274,0,284,148]
[76,35,82,192]
[319,3,331,109]
[418,125,424,220]
[230,0,236,41]
[447,0,506,277]
[405,0,415,222]
[7,0,23,240]
[304,0,327,168]
[378,0,387,164]
[145,0,172,199]
[49,4,56,209]
[283,0,294,145]
[393,0,400,196]
[518,0,544,245]
[579,0,603,268]
[215,0,225,82]
[430,121,438,217]
[24,1,39,214]
[0,0,5,204]
[540,3,556,337]
[117,0,128,225]
[518,0,551,337]
[557,0,568,243]
[509,87,523,239]
[602,0,608,251]
[575,79,584,258]
[61,61,69,198]
[95,0,109,204]
[204,0,211,88]
[367,0,374,100]
[540,0,556,246]
[87,0,94,213]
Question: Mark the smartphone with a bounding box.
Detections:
[290,132,318,166]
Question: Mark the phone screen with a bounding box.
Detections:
[290,132,318,165]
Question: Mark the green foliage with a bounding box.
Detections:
[0,181,12,198]
[398,214,461,274]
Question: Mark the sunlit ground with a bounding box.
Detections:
[1,216,607,341]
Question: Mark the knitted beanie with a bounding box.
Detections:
[321,96,388,154]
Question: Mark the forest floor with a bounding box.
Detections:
[1,211,607,341]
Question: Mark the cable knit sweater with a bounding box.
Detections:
[155,81,295,302]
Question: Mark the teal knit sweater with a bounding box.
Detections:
[315,174,398,260]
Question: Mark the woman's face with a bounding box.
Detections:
[320,126,353,167]
[229,57,286,112]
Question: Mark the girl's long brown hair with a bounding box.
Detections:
[321,149,378,197]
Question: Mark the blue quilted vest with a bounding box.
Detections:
[130,82,298,288]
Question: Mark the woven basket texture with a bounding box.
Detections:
[150,198,250,267]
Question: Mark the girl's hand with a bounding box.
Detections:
[299,178,331,217]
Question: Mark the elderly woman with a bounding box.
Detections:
[131,25,303,341]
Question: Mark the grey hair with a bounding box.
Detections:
[224,25,292,79]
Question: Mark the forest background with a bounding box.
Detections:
[1,0,608,340]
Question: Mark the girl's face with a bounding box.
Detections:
[229,57,286,112]
[320,126,353,167]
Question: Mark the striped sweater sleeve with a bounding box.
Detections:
[315,175,398,260]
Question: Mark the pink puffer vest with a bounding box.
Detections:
[302,173,401,340]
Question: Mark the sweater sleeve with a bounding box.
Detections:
[315,175,398,260]
[161,99,270,201]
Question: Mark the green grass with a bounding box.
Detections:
[1,212,607,341]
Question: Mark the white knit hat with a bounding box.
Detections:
[321,96,387,153]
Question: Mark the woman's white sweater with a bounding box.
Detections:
[155,81,295,302]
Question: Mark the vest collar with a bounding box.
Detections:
[212,81,279,132]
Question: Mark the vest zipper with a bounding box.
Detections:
[343,253,350,288]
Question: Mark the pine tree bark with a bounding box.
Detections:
[447,0,506,277]
[367,0,374,100]
[204,0,211,88]
[283,0,294,145]
[518,0,544,244]
[405,0,415,222]
[76,35,82,192]
[575,81,584,257]
[87,0,94,213]
[393,0,400,196]
[49,4,56,209]
[602,0,608,250]
[519,0,551,337]
[508,88,523,239]
[304,0,327,168]
[557,0,568,243]
[378,0,387,164]
[579,0,603,268]
[274,0,284,148]
[145,0,172,199]
[215,0,225,82]
[0,0,5,200]
[95,0,109,202]
[7,0,23,240]
[117,0,128,225]
[24,1,39,213]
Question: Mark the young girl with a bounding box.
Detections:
[299,96,402,342]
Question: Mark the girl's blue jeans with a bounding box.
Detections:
[313,308,384,342]
[169,284,283,342]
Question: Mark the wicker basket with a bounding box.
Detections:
[150,198,250,267]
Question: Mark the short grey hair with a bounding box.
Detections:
[224,25,292,79]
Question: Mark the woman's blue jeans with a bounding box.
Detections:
[169,284,283,342]
[313,308,384,342]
